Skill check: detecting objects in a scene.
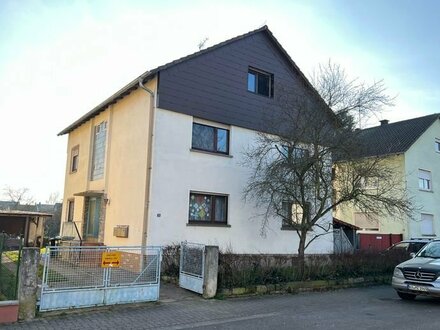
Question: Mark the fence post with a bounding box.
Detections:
[203,246,219,299]
[18,247,40,320]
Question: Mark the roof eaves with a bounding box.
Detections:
[59,24,339,135]
[58,71,155,136]
[58,26,271,136]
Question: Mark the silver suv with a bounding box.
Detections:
[392,239,440,300]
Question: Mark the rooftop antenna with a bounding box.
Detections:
[258,20,267,28]
[197,37,209,50]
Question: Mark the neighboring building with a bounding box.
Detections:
[0,210,52,247]
[58,26,335,254]
[335,114,440,248]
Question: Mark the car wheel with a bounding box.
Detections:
[397,292,416,300]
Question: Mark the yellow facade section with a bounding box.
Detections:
[60,78,156,246]
[334,154,408,235]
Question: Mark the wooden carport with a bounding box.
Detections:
[0,210,52,247]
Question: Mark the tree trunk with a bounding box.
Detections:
[297,232,307,280]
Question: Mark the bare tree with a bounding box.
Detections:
[3,186,35,207]
[310,60,395,129]
[243,65,413,276]
[46,192,61,205]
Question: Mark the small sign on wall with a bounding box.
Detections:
[113,225,129,238]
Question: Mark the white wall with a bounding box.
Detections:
[147,108,333,254]
[405,119,440,238]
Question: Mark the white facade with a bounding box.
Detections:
[147,108,333,254]
[405,120,440,238]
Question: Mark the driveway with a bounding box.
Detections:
[5,285,440,329]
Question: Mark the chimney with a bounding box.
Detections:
[380,119,389,126]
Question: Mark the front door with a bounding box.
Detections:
[85,197,101,240]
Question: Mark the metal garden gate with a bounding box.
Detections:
[39,245,161,311]
[179,242,205,294]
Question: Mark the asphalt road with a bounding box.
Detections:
[5,285,440,329]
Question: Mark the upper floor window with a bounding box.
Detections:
[91,121,107,180]
[435,139,440,153]
[418,169,432,191]
[188,192,228,224]
[192,123,229,155]
[70,145,79,173]
[247,68,274,97]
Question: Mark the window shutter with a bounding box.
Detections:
[421,214,434,236]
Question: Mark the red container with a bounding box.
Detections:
[358,233,402,251]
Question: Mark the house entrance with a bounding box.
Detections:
[85,197,101,239]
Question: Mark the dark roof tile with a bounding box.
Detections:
[356,113,439,157]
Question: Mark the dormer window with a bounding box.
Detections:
[247,67,274,97]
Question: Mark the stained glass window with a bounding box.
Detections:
[189,193,227,223]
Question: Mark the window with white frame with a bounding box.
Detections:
[435,139,440,153]
[418,169,432,191]
[421,213,434,236]
[91,121,107,180]
[281,201,309,227]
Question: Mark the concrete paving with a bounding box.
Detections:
[4,285,440,329]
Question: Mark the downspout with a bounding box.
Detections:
[138,77,155,247]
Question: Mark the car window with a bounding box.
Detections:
[418,242,440,258]
[408,243,426,253]
[392,242,409,250]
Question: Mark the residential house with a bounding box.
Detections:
[335,114,440,248]
[58,26,335,254]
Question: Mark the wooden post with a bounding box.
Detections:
[23,216,29,247]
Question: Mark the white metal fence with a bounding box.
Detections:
[179,242,205,294]
[334,229,354,254]
[39,246,161,311]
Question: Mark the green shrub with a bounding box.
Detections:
[218,251,406,289]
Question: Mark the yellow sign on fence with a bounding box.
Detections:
[101,251,121,268]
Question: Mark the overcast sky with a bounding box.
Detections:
[1,0,439,202]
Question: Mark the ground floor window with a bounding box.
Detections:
[188,192,228,224]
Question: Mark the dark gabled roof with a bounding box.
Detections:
[58,25,335,135]
[355,113,440,158]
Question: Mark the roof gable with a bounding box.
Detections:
[58,26,333,135]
